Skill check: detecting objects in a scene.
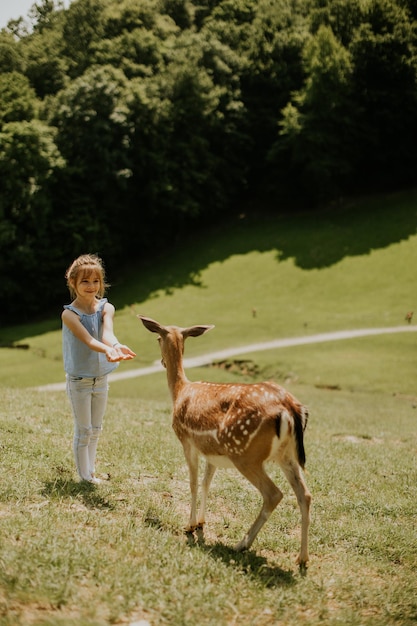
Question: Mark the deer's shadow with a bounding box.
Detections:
[184,527,300,588]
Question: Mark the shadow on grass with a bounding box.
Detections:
[185,528,298,588]
[42,477,116,511]
[143,513,299,586]
[111,188,417,309]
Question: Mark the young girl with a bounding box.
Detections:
[62,254,136,484]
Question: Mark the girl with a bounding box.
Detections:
[62,254,136,484]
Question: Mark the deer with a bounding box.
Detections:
[138,315,312,566]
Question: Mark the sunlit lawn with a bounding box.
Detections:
[0,378,416,625]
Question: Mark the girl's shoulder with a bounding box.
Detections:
[102,299,115,315]
[62,304,80,318]
[61,306,82,330]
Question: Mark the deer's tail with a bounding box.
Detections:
[293,405,308,468]
[278,396,309,469]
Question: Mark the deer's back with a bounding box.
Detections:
[172,380,304,461]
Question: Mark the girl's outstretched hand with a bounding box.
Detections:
[106,345,136,362]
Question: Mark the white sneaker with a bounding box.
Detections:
[80,476,101,485]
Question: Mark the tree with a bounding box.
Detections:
[270,25,355,202]
[162,0,193,29]
[349,0,417,189]
[237,0,309,199]
[126,27,249,242]
[29,0,58,32]
[62,0,104,77]
[309,0,364,46]
[47,65,132,259]
[0,120,65,319]
[92,28,167,79]
[0,72,38,128]
[24,31,68,97]
[0,32,25,74]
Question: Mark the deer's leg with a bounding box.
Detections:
[182,441,200,531]
[197,460,216,527]
[232,462,283,552]
[279,460,311,566]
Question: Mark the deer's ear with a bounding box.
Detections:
[138,315,166,335]
[184,325,215,339]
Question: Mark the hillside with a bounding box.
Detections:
[0,189,416,396]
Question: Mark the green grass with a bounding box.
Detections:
[1,189,417,625]
[108,330,417,402]
[1,384,416,625]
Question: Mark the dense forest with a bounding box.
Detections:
[1,0,417,322]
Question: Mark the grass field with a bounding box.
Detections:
[1,190,417,625]
[1,382,416,626]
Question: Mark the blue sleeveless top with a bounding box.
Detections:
[62,298,119,378]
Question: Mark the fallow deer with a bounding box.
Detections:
[138,315,311,566]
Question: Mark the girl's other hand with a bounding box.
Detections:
[106,348,120,362]
[112,344,136,361]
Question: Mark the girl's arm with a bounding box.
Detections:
[102,302,136,360]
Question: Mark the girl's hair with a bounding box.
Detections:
[65,254,109,300]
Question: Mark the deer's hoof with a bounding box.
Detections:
[184,524,197,533]
[296,555,309,572]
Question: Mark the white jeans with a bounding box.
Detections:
[66,375,108,481]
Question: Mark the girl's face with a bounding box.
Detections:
[72,269,103,298]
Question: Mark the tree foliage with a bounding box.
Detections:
[273,25,355,200]
[0,120,65,314]
[0,0,417,321]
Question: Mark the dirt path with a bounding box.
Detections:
[35,325,417,392]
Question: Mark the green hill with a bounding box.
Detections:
[1,189,416,396]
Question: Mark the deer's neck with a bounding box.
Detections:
[165,355,188,401]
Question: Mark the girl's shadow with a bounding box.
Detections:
[42,477,115,510]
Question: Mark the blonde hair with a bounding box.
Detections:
[65,254,109,300]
